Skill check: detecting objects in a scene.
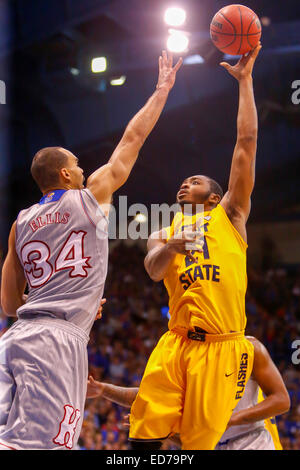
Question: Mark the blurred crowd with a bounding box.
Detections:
[1,241,300,450]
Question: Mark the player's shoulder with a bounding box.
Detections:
[246,335,261,347]
[246,336,269,359]
[16,201,40,224]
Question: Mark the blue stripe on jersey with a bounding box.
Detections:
[39,190,67,205]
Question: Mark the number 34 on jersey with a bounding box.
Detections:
[21,231,91,288]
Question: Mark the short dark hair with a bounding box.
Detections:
[207,177,224,201]
[31,147,69,191]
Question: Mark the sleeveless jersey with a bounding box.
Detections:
[220,377,265,442]
[163,204,247,333]
[15,188,109,335]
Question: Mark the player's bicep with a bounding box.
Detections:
[86,163,115,205]
[222,144,255,217]
[144,230,167,269]
[87,134,141,205]
[251,341,288,398]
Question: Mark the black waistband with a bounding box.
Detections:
[187,326,208,342]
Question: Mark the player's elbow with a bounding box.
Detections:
[144,258,163,283]
[124,126,145,149]
[1,298,17,317]
[148,273,164,282]
[145,268,163,283]
[275,391,291,416]
[279,391,291,414]
[1,288,20,317]
[237,129,257,139]
[236,132,258,149]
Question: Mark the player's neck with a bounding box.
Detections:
[42,184,73,196]
[180,202,216,215]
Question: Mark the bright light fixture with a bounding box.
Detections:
[183,54,204,65]
[167,30,189,53]
[164,7,186,27]
[70,67,80,76]
[110,75,126,86]
[91,57,107,73]
[134,213,147,224]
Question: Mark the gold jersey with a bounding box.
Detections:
[163,204,248,334]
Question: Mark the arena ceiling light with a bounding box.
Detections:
[91,57,107,73]
[70,67,80,76]
[134,213,147,224]
[110,75,126,86]
[183,54,204,65]
[167,30,189,53]
[164,7,186,27]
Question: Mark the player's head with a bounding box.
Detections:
[31,147,85,193]
[176,175,223,210]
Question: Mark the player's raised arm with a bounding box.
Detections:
[1,222,27,317]
[226,337,290,428]
[86,51,182,207]
[220,44,261,241]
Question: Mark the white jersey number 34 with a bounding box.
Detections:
[21,231,91,288]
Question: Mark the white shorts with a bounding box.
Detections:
[215,427,276,450]
[0,317,89,450]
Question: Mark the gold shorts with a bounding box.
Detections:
[129,328,254,450]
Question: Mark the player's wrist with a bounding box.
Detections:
[164,241,177,255]
[238,74,253,84]
[155,83,171,94]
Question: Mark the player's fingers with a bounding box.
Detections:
[159,55,163,71]
[162,50,167,63]
[168,50,173,68]
[173,56,183,72]
[100,298,107,306]
[251,42,262,59]
[219,61,231,71]
[245,43,261,63]
[183,231,197,241]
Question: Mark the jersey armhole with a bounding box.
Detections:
[217,204,248,251]
[79,189,109,228]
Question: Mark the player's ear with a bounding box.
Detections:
[209,193,221,205]
[60,167,71,182]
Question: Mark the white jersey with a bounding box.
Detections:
[15,188,109,336]
[219,376,265,443]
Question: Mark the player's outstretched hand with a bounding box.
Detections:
[122,413,130,429]
[220,42,262,81]
[156,50,183,92]
[86,375,104,399]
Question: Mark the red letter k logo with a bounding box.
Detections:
[53,405,81,449]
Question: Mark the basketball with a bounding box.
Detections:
[210,4,262,56]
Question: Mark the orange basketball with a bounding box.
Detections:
[210,4,262,56]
